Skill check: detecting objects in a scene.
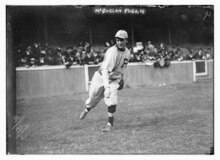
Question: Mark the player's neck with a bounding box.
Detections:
[116,45,125,52]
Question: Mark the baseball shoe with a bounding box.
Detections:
[80,109,88,120]
[101,123,113,132]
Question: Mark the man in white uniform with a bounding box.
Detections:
[80,30,130,132]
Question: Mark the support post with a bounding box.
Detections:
[6,7,17,154]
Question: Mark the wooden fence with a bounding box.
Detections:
[16,65,86,99]
[124,61,194,88]
[16,60,213,100]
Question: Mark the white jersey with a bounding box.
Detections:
[100,45,130,80]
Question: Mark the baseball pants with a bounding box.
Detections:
[85,71,119,108]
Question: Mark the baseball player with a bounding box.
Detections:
[79,30,131,132]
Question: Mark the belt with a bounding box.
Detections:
[98,70,110,75]
[98,70,117,81]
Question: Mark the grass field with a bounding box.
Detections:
[16,78,214,154]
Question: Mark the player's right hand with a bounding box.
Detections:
[104,87,111,98]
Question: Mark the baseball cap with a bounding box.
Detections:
[115,30,128,39]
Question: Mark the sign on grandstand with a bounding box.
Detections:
[93,7,146,15]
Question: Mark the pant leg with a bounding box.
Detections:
[104,80,119,106]
[85,71,104,108]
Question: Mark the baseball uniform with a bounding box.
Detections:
[85,45,130,108]
[80,30,130,132]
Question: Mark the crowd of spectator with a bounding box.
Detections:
[129,41,213,68]
[15,40,213,69]
[16,41,105,68]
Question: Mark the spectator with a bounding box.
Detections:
[104,39,115,48]
[129,50,136,62]
[25,46,33,58]
[62,51,72,68]
[157,43,168,58]
[29,58,38,67]
[38,52,46,66]
[147,41,157,56]
[15,44,24,66]
[194,48,204,60]
[105,41,111,48]
[84,51,95,65]
[167,50,175,61]
[81,51,87,65]
[73,50,82,65]
[32,42,41,58]
[84,41,91,53]
[78,41,84,48]
[136,42,144,52]
[99,51,105,62]
[44,48,57,65]
[55,48,64,65]
[145,48,155,61]
[23,46,37,66]
[185,48,195,60]
[204,48,212,60]
[140,53,149,63]
[69,49,76,64]
[17,53,30,67]
[133,50,142,62]
[110,39,115,46]
[172,47,181,61]
[92,51,102,65]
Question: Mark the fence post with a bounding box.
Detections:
[84,65,89,92]
[6,7,17,154]
[193,61,196,82]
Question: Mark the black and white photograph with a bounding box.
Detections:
[3,0,217,158]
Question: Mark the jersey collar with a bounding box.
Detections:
[116,45,125,52]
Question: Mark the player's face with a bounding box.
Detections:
[116,37,127,49]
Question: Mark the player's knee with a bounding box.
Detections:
[108,105,116,113]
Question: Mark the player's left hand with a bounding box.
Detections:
[118,79,124,90]
[104,87,111,98]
